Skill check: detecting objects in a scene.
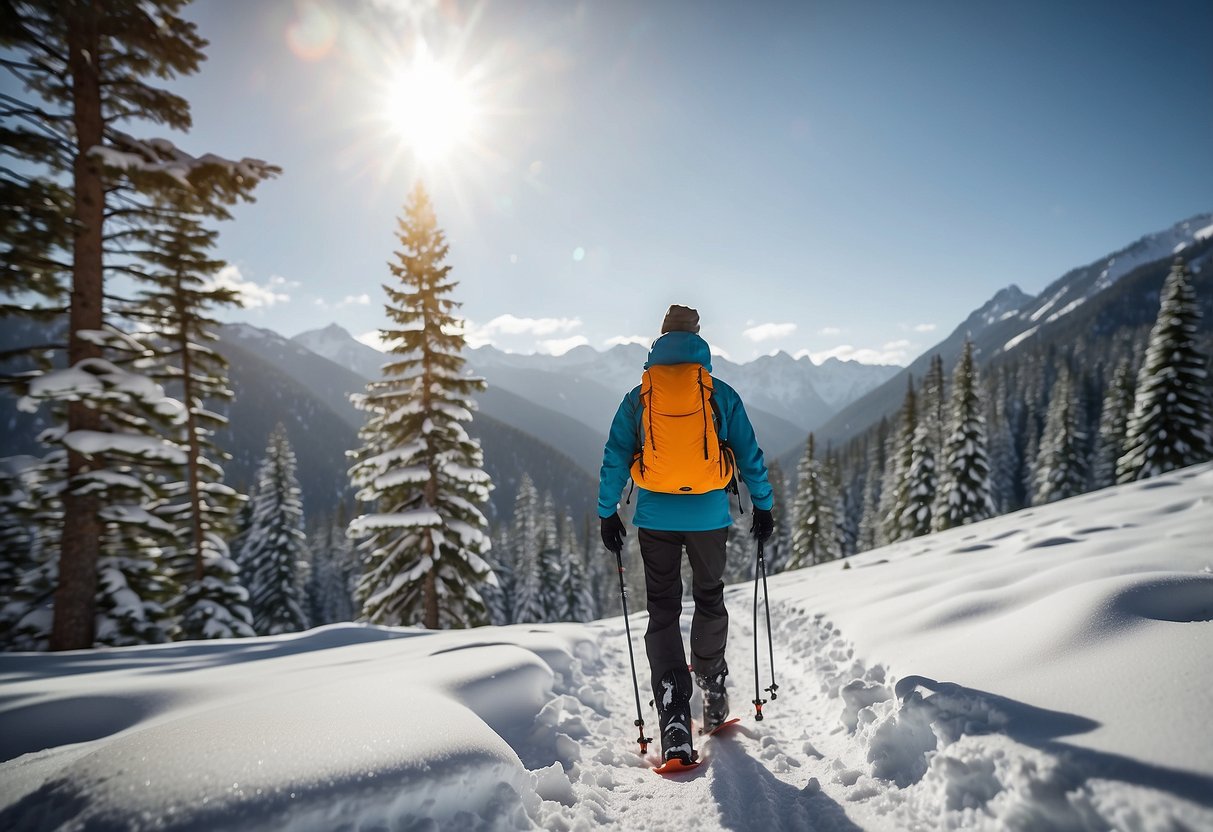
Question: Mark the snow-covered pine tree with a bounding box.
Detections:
[1117,258,1213,482]
[934,339,995,530]
[920,354,948,462]
[985,378,1018,513]
[856,451,884,554]
[508,474,543,624]
[789,434,841,568]
[880,379,917,543]
[1032,368,1087,504]
[763,459,790,573]
[305,507,358,626]
[536,494,566,621]
[347,183,494,629]
[133,206,255,640]
[0,464,52,649]
[560,513,596,623]
[481,524,513,626]
[825,450,853,555]
[1091,359,1135,490]
[1,2,278,649]
[243,425,309,635]
[903,425,936,537]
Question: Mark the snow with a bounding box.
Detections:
[1002,325,1039,352]
[62,431,187,465]
[2,463,1211,830]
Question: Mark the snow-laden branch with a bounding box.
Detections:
[91,131,277,189]
[64,431,187,465]
[17,357,184,422]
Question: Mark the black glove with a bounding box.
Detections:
[750,507,774,543]
[600,512,627,553]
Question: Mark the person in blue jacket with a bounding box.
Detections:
[598,304,775,764]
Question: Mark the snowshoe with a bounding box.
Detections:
[657,669,696,765]
[695,664,730,732]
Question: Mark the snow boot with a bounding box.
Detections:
[695,664,729,731]
[656,668,695,764]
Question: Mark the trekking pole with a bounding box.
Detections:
[759,540,779,704]
[614,546,652,754]
[751,539,779,720]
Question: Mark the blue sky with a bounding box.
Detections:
[172,0,1212,363]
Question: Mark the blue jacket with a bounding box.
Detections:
[597,332,773,531]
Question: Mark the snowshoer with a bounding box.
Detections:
[599,304,775,765]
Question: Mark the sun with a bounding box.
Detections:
[383,51,478,163]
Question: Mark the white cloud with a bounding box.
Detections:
[817,326,843,336]
[604,335,651,347]
[477,314,582,337]
[539,335,589,355]
[805,343,910,366]
[742,322,797,342]
[708,343,731,360]
[913,323,937,333]
[207,265,290,308]
[337,293,371,308]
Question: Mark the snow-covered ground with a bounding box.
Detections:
[2,463,1211,831]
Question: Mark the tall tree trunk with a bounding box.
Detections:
[52,1,105,651]
[178,291,206,582]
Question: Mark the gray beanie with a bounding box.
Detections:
[661,304,701,334]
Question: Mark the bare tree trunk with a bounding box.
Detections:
[52,1,105,651]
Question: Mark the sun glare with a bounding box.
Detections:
[384,52,478,163]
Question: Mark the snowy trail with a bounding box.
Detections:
[3,464,1211,830]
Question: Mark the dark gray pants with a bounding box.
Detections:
[638,527,730,704]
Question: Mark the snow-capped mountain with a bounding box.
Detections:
[816,212,1213,447]
[994,212,1213,355]
[292,323,386,381]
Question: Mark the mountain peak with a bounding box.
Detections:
[294,322,354,341]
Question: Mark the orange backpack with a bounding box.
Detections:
[630,363,736,494]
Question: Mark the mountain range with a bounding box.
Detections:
[2,212,1209,528]
[814,212,1213,448]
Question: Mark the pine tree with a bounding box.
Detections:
[881,379,917,543]
[934,340,995,530]
[243,425,309,635]
[481,524,513,626]
[536,494,565,621]
[0,464,54,649]
[856,451,884,554]
[1091,359,1135,489]
[130,208,254,640]
[560,513,595,623]
[2,2,278,649]
[1117,259,1213,482]
[509,475,543,624]
[985,379,1018,513]
[305,506,358,627]
[825,450,853,554]
[789,434,841,568]
[347,183,494,629]
[903,425,936,537]
[764,459,790,572]
[921,354,948,461]
[1033,368,1087,504]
